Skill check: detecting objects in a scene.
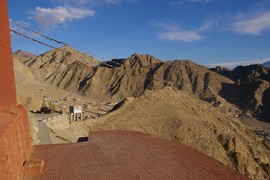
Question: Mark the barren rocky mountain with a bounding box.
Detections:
[88,87,270,180]
[15,46,270,120]
[211,65,270,120]
[13,55,42,111]
[13,49,37,61]
[21,45,100,81]
[19,46,234,102]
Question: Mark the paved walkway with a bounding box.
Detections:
[37,122,52,145]
[24,131,248,180]
[32,112,61,145]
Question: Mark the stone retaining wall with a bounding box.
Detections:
[44,114,70,129]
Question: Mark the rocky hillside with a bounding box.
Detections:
[16,47,270,119]
[211,65,270,120]
[22,45,100,81]
[19,46,234,102]
[13,49,37,61]
[13,54,43,111]
[88,87,270,180]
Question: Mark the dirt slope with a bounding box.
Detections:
[88,87,270,180]
[13,56,43,111]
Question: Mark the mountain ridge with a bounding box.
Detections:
[18,46,234,102]
[211,64,270,120]
[15,47,270,120]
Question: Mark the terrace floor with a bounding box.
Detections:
[24,131,248,180]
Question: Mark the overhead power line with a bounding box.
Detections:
[10,27,172,85]
[11,22,67,45]
[10,23,125,67]
[11,22,113,63]
[10,29,62,50]
[11,28,122,68]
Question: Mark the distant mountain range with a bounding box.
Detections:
[13,46,233,101]
[13,46,270,120]
[262,61,270,68]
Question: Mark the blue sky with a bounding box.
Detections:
[8,0,270,67]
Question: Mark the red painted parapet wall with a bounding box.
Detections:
[0,0,32,179]
[0,0,17,109]
[0,106,31,179]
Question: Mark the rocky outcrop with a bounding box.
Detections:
[211,64,270,120]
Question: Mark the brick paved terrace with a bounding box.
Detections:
[24,131,248,180]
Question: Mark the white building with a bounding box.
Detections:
[70,106,83,121]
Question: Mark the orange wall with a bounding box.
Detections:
[0,106,31,179]
[0,0,17,110]
[0,1,32,179]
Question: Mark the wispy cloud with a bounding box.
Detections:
[159,31,203,42]
[29,0,136,28]
[206,58,270,69]
[151,20,215,42]
[187,0,210,2]
[230,11,270,35]
[53,0,136,6]
[171,0,210,6]
[29,6,95,27]
[103,0,137,4]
